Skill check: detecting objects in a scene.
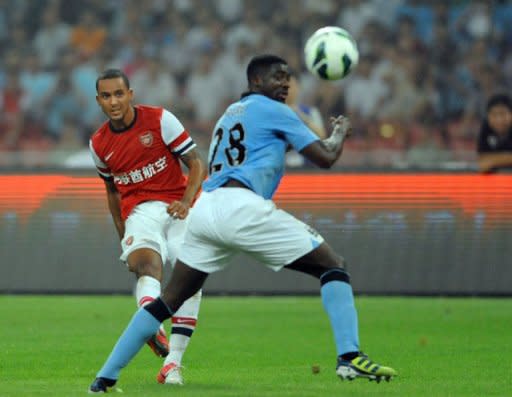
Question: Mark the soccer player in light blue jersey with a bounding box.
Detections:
[89,54,396,393]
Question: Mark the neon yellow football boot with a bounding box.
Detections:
[336,353,397,382]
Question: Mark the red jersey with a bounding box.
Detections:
[89,105,196,220]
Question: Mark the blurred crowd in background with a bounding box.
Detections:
[0,0,511,168]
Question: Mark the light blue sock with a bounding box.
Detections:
[321,280,359,356]
[97,307,161,380]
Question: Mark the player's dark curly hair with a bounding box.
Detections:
[95,69,130,92]
[246,54,287,84]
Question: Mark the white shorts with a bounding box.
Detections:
[178,188,324,273]
[120,201,189,266]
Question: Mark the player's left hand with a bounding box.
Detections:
[330,115,352,137]
[167,201,190,220]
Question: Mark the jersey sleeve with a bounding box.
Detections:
[89,139,112,180]
[161,109,197,156]
[270,103,320,152]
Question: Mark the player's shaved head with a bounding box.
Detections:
[246,54,287,84]
[96,69,130,92]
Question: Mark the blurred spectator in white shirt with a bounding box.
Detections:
[131,56,178,107]
[344,55,389,120]
[214,41,254,100]
[213,0,244,23]
[185,51,229,127]
[33,7,70,69]
[337,0,380,40]
[224,5,264,50]
[20,52,57,122]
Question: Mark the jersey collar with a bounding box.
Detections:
[109,107,138,133]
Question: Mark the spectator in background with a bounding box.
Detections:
[0,4,8,44]
[69,10,107,59]
[453,1,493,48]
[183,8,218,54]
[286,72,326,139]
[0,69,26,149]
[20,51,57,123]
[131,56,178,107]
[110,0,137,39]
[405,122,452,168]
[1,0,512,171]
[33,7,70,69]
[160,15,194,81]
[45,70,85,142]
[185,51,229,132]
[47,115,87,165]
[336,0,379,40]
[224,4,265,50]
[286,71,327,167]
[8,24,32,57]
[214,0,244,24]
[343,54,388,130]
[477,94,512,173]
[69,49,105,135]
[118,33,148,77]
[215,40,254,99]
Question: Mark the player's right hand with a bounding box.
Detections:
[167,201,190,220]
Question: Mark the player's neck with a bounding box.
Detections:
[110,106,136,131]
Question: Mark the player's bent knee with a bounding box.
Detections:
[319,254,346,271]
[336,255,347,270]
[128,261,162,279]
[313,242,345,269]
[126,261,138,273]
[126,248,163,275]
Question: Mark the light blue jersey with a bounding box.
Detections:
[202,94,319,199]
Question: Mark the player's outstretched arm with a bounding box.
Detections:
[167,148,206,219]
[300,115,351,169]
[104,179,125,239]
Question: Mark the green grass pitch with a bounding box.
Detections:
[1,296,511,396]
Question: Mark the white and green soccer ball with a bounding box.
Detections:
[304,26,359,80]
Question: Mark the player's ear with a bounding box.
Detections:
[251,76,262,89]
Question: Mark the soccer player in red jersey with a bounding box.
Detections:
[89,69,206,385]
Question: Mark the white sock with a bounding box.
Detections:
[135,275,161,306]
[136,275,165,332]
[165,289,202,366]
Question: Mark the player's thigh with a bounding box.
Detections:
[165,211,190,266]
[121,201,171,266]
[177,192,235,273]
[236,202,326,271]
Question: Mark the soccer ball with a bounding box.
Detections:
[304,26,359,80]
